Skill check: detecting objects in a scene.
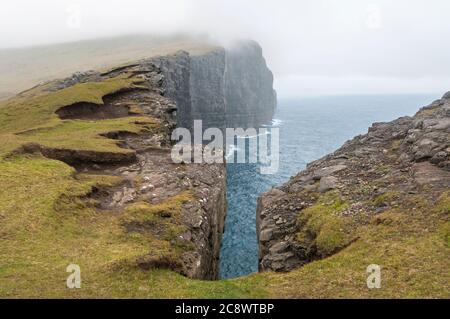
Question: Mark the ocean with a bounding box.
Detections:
[219,93,438,279]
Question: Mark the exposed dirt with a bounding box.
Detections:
[19,142,137,165]
[56,101,130,120]
[56,89,146,120]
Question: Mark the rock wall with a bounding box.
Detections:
[149,52,192,128]
[189,49,228,129]
[224,41,277,128]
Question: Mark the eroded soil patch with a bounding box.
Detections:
[55,88,147,120]
[56,101,131,120]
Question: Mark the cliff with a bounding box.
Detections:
[255,93,450,297]
[152,40,276,129]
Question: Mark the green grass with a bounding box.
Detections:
[296,191,354,257]
[371,191,401,207]
[119,191,197,269]
[0,73,157,159]
[122,191,193,222]
[19,116,158,154]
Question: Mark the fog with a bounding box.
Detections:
[2,0,450,96]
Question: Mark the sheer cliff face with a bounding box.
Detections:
[224,41,277,128]
[152,41,277,129]
[150,52,192,128]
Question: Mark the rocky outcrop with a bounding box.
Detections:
[257,92,450,272]
[45,39,276,131]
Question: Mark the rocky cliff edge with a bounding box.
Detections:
[257,93,450,284]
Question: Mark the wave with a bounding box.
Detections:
[271,119,283,127]
[261,118,283,128]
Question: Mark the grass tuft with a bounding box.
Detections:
[296,191,354,257]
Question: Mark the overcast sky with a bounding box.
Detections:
[1,0,450,96]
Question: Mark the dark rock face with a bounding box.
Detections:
[151,41,277,130]
[224,41,277,128]
[257,93,450,272]
[149,52,192,128]
[189,50,228,128]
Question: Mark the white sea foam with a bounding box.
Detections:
[271,119,283,127]
[261,118,283,128]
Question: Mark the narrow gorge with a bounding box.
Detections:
[150,40,277,278]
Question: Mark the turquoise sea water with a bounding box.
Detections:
[219,93,438,279]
